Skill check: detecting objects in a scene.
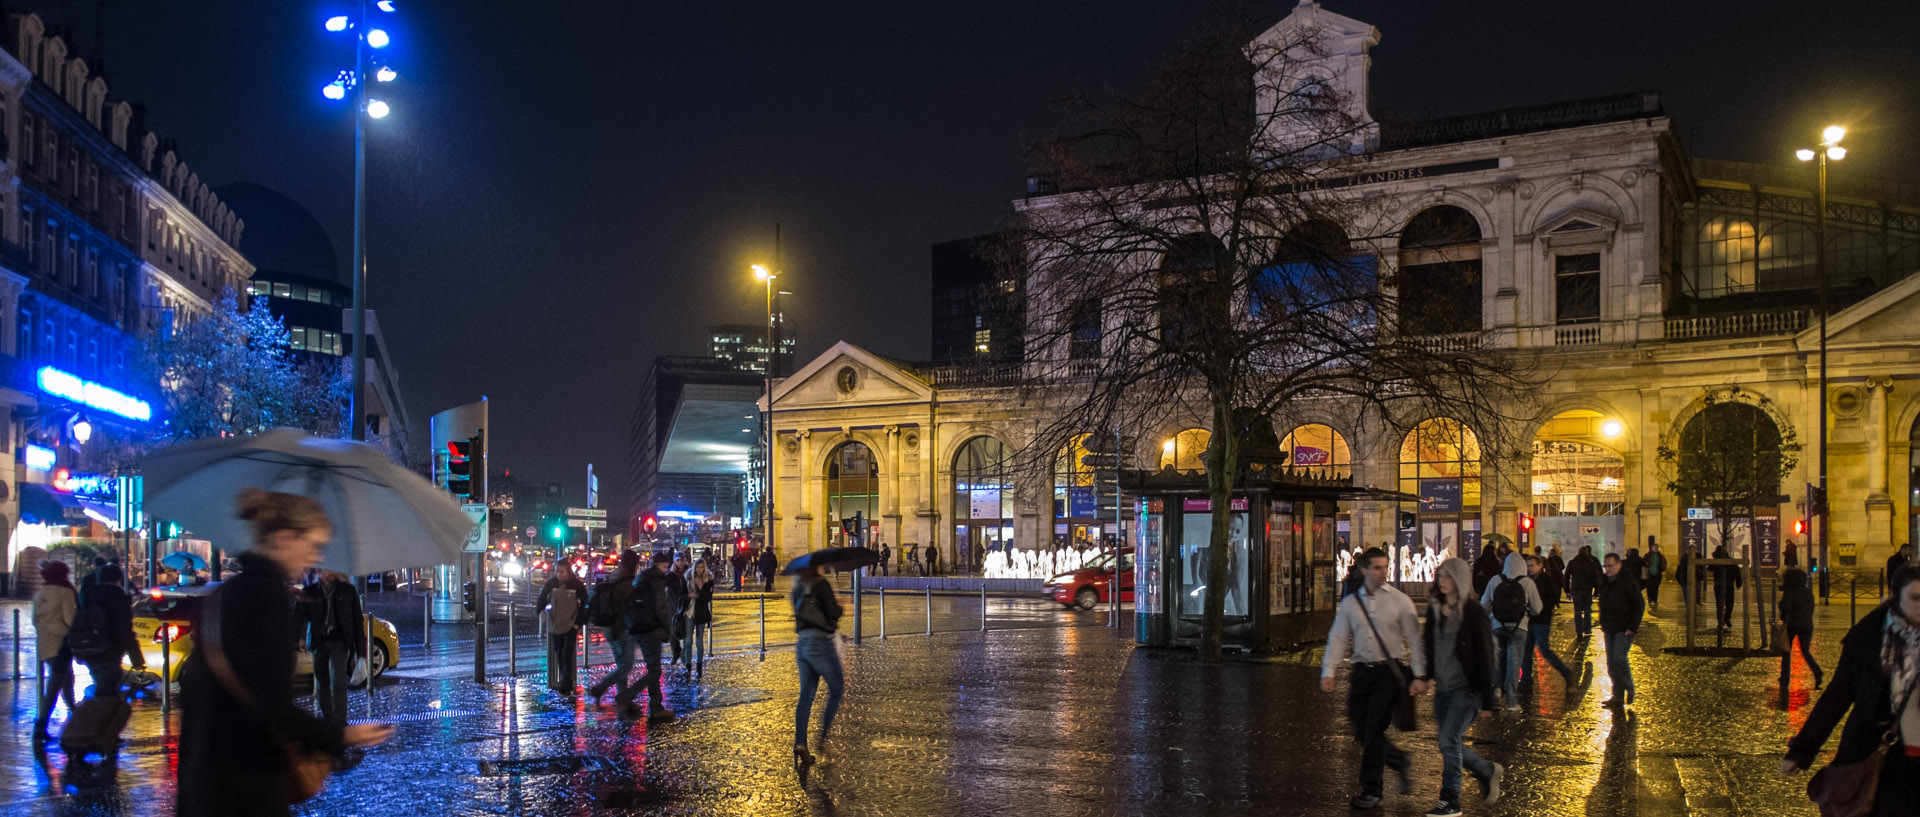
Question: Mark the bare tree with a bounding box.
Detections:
[1006,12,1538,661]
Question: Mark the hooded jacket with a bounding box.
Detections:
[1480,552,1542,631]
[1778,568,1816,633]
[1422,558,1500,710]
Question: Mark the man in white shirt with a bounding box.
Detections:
[1323,547,1430,810]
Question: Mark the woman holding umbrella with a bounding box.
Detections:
[790,561,847,765]
[176,489,393,816]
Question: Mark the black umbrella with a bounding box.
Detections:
[781,546,881,575]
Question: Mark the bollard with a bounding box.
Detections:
[508,595,518,677]
[758,594,767,658]
[161,627,172,714]
[1849,576,1857,623]
[879,589,887,639]
[853,570,864,645]
[11,608,19,680]
[424,588,433,647]
[925,587,933,636]
[980,585,988,632]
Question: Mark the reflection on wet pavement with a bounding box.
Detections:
[0,594,1839,815]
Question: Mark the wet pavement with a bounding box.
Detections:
[0,591,1868,816]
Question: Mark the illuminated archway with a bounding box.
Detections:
[1280,423,1351,476]
[1531,409,1627,558]
[952,436,1012,573]
[1398,418,1481,559]
[1159,428,1210,472]
[825,442,880,547]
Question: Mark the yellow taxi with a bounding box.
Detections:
[131,583,400,684]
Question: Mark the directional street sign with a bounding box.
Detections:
[565,518,608,529]
[565,507,608,519]
[1685,507,1714,521]
[461,503,489,552]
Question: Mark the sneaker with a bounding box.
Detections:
[1483,762,1505,805]
[1425,800,1463,817]
[1348,793,1384,809]
[1504,702,1522,713]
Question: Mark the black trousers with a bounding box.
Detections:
[1877,750,1920,817]
[1346,663,1408,797]
[548,630,579,691]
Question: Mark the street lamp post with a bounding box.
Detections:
[323,2,399,442]
[1795,125,1847,584]
[753,264,778,561]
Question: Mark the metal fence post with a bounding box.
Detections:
[508,596,517,677]
[1850,576,1857,623]
[853,570,864,645]
[424,587,433,647]
[758,594,767,658]
[879,589,887,639]
[925,587,932,636]
[980,585,988,632]
[161,628,172,713]
[11,608,19,680]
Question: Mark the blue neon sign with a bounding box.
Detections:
[24,444,55,470]
[36,367,151,421]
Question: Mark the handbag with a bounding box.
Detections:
[1355,592,1418,732]
[202,588,334,804]
[1772,622,1789,654]
[1807,685,1913,817]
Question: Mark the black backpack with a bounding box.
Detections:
[66,602,115,661]
[1490,577,1529,628]
[585,580,619,628]
[626,573,663,634]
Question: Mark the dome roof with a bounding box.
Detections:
[213,183,341,282]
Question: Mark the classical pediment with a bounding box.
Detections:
[769,341,934,410]
[1799,272,1920,350]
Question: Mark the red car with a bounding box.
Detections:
[1043,550,1134,610]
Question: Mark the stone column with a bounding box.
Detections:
[884,425,904,551]
[1866,379,1895,553]
[794,430,814,554]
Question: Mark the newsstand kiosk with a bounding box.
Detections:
[1131,469,1418,650]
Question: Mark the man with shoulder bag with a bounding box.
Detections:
[1323,547,1429,810]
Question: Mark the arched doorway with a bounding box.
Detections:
[1672,401,1790,562]
[952,436,1012,575]
[1398,206,1484,336]
[1532,410,1627,558]
[825,442,880,548]
[1160,428,1210,472]
[1399,418,1482,560]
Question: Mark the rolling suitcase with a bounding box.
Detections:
[60,693,132,758]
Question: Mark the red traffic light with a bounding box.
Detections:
[643,515,657,533]
[1793,519,1807,535]
[1518,514,1534,532]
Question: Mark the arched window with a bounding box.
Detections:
[1158,233,1229,346]
[825,442,880,545]
[953,436,1013,573]
[1255,219,1372,317]
[1673,402,1787,520]
[1159,428,1211,472]
[1397,206,1483,335]
[1280,423,1351,474]
[1399,418,1482,510]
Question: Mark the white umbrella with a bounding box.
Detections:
[139,428,474,576]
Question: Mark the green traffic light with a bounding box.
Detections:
[550,526,563,541]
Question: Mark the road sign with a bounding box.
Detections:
[565,507,607,519]
[565,518,607,529]
[1685,507,1714,520]
[461,503,489,552]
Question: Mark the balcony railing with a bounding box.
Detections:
[916,363,1024,389]
[1553,325,1602,347]
[1408,332,1483,354]
[1664,309,1810,341]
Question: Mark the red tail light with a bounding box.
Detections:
[152,622,192,644]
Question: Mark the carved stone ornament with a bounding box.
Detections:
[835,366,859,395]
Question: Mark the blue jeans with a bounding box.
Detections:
[794,631,845,748]
[587,631,634,699]
[614,636,666,709]
[1525,618,1573,682]
[1495,626,1527,702]
[1779,629,1822,685]
[1604,631,1634,695]
[1433,688,1494,800]
[688,620,708,667]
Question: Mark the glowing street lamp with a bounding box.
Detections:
[1794,124,1850,575]
[318,1,406,442]
[752,261,779,560]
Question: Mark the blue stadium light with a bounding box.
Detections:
[376,66,397,82]
[367,99,391,118]
[322,81,347,100]
[325,15,350,32]
[367,28,390,48]
[377,0,397,11]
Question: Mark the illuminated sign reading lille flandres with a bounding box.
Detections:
[36,367,152,421]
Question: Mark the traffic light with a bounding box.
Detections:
[643,515,657,534]
[1518,514,1534,533]
[447,437,476,499]
[548,517,564,542]
[1397,511,1417,530]
[461,581,476,613]
[1807,484,1827,516]
[1793,519,1808,536]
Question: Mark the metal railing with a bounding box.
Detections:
[1553,325,1603,346]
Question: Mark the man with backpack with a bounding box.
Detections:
[69,563,144,700]
[615,551,677,720]
[586,552,640,704]
[538,566,588,695]
[1480,553,1542,710]
[1564,546,1602,639]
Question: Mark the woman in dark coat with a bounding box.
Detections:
[75,563,144,698]
[1783,566,1920,816]
[176,489,393,817]
[1778,562,1822,689]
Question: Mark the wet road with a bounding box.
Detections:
[0,593,1857,816]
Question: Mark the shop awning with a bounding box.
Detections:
[19,482,84,526]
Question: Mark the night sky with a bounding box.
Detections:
[27,0,1920,517]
